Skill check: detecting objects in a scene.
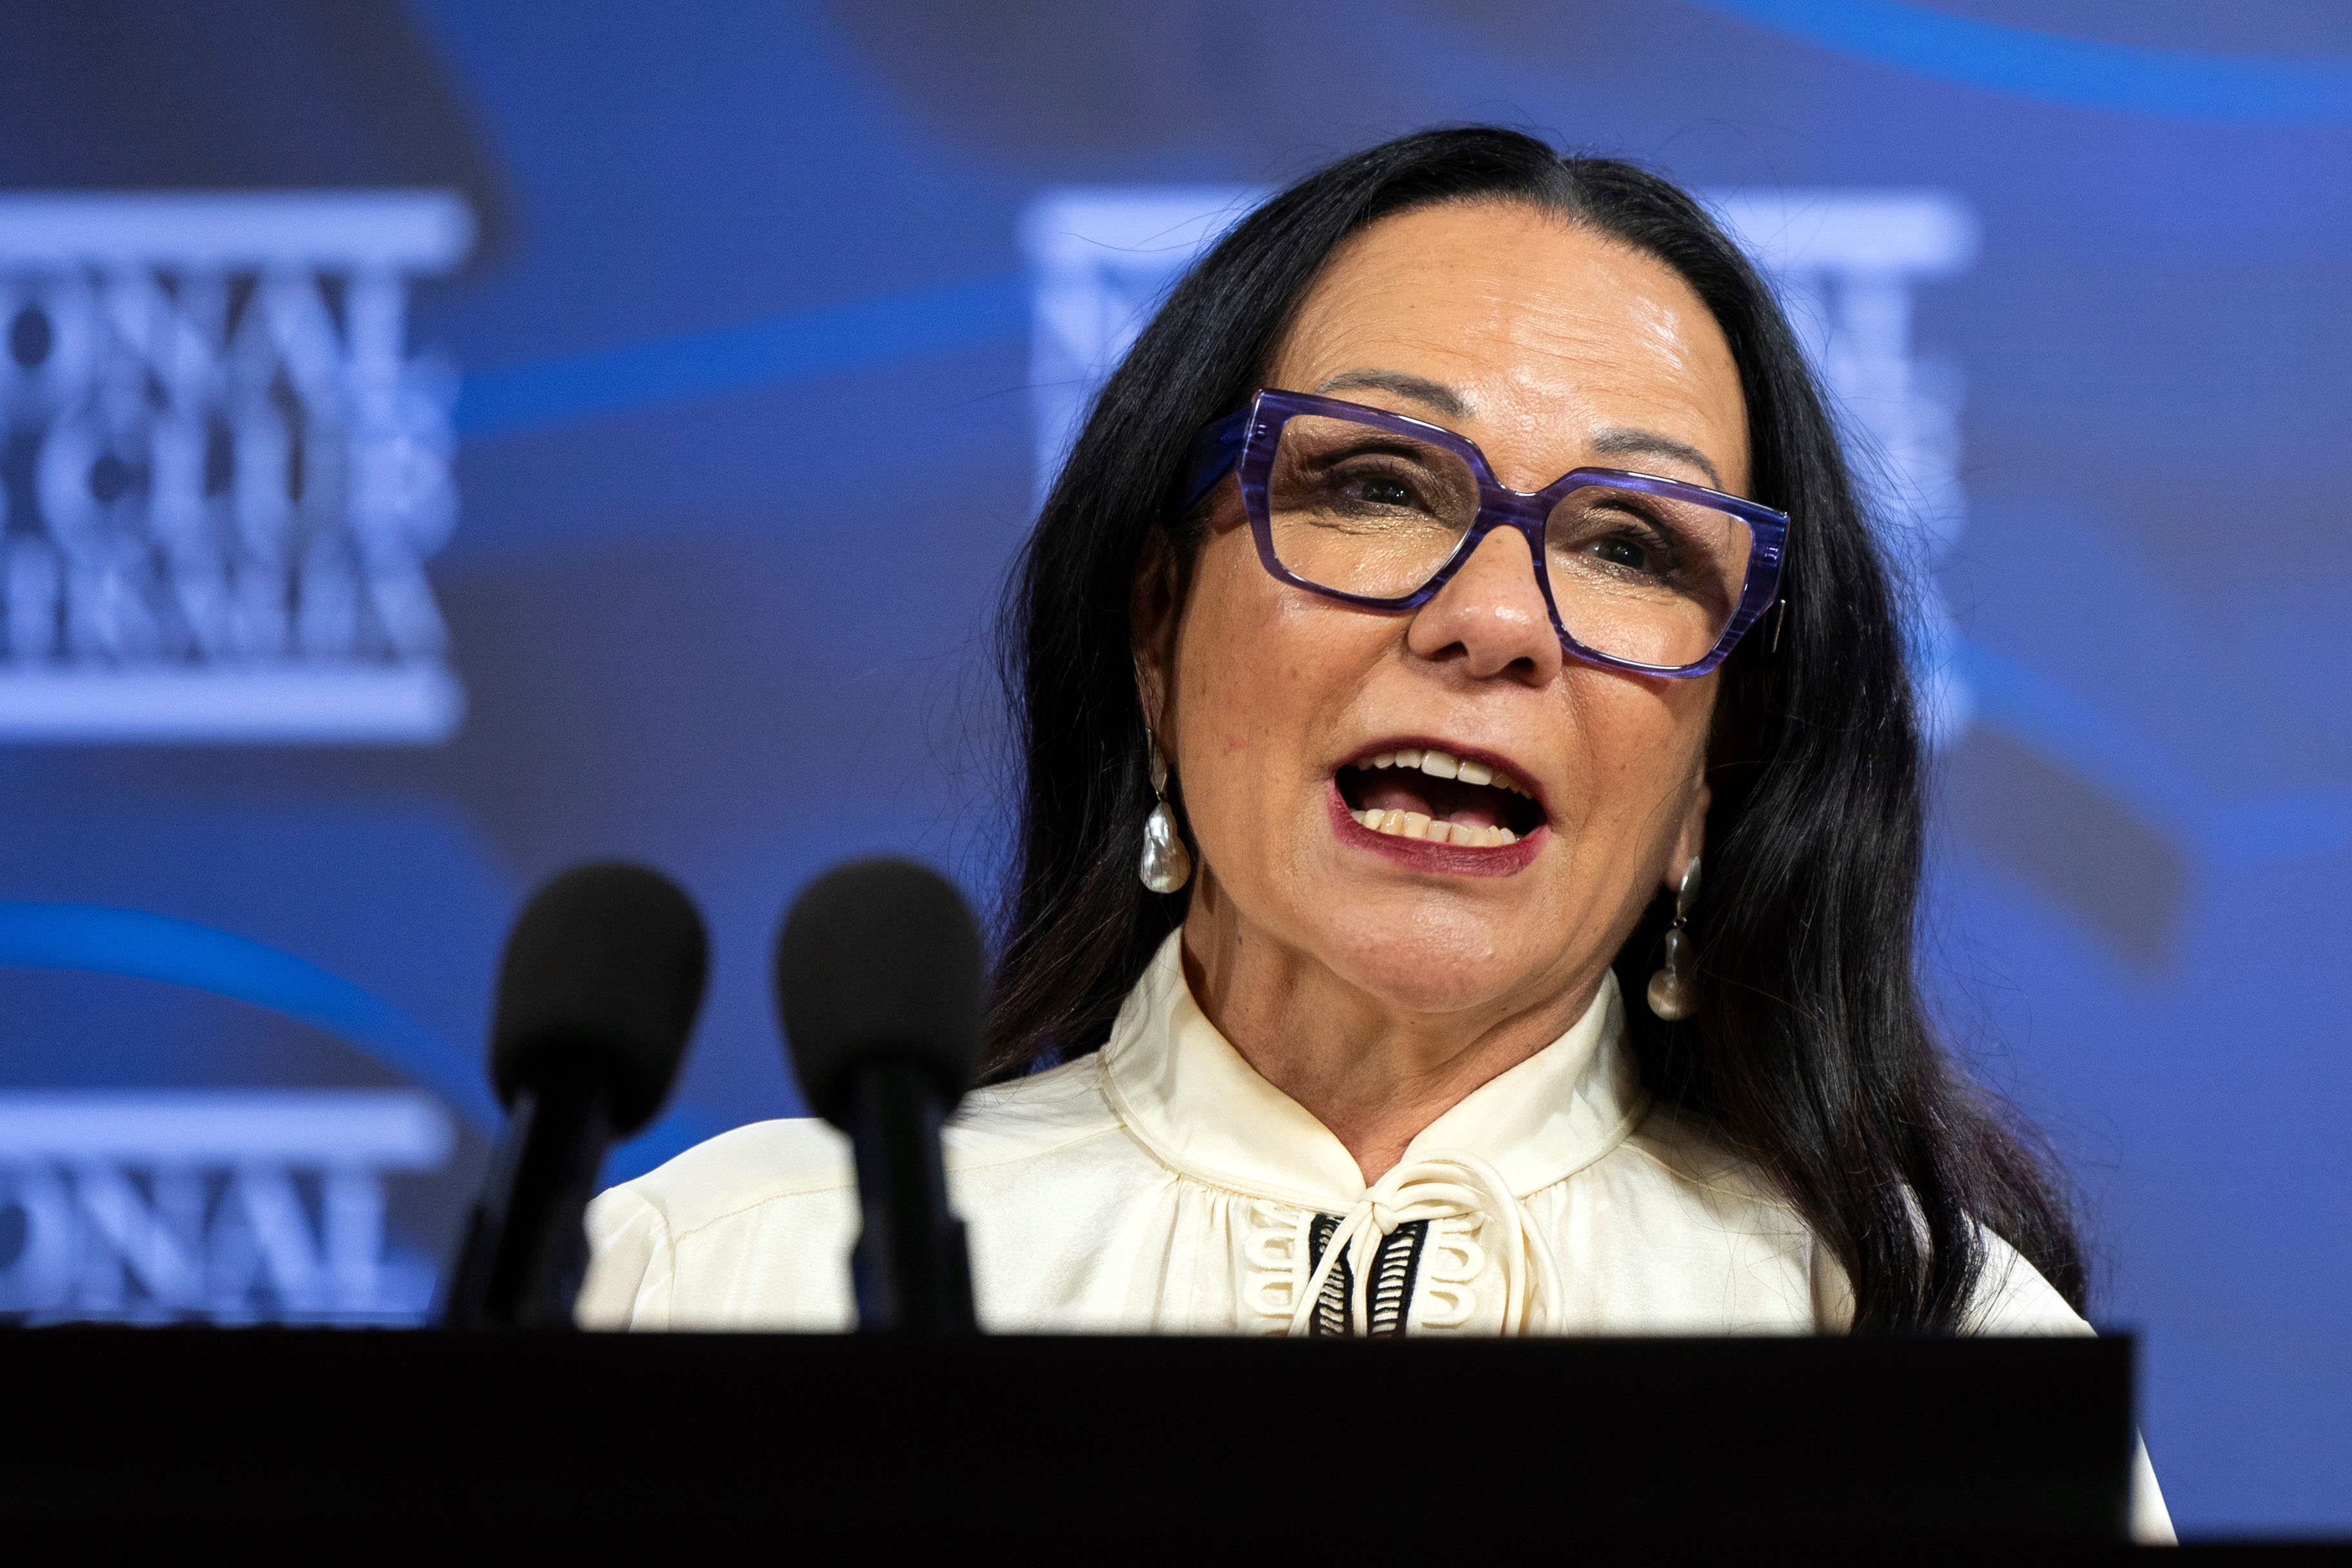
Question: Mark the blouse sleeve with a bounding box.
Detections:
[574,1184,676,1330]
[1965,1229,2177,1545]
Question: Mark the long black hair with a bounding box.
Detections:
[987,126,2083,1330]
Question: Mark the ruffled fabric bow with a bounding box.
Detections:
[1287,1148,1559,1336]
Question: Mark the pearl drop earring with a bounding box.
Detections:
[1646,858,1701,1021]
[1138,735,1192,895]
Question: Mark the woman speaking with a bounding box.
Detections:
[580,126,2165,1534]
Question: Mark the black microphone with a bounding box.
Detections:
[774,858,982,1335]
[441,862,708,1330]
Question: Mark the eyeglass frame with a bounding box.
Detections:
[1180,388,1789,679]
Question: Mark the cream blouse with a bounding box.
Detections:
[580,931,2172,1540]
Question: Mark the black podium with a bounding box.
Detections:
[0,1329,2145,1548]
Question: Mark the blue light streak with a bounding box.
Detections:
[0,903,499,1129]
[1691,0,2352,125]
[456,271,1028,440]
[0,903,739,1182]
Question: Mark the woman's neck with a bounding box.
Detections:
[1178,889,1602,1185]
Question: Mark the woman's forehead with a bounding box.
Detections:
[1268,202,1751,495]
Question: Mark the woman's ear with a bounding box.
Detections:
[1130,528,1178,734]
[1666,778,1711,893]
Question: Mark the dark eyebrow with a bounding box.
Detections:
[1313,369,1473,422]
[1588,427,1724,490]
[1310,376,1725,490]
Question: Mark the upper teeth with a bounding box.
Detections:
[1361,747,1526,797]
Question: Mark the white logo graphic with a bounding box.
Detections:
[1020,185,1976,737]
[1019,187,1261,505]
[1704,189,1978,739]
[0,192,472,742]
[0,1090,454,1323]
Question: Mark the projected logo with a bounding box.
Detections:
[1706,190,1977,740]
[0,192,472,743]
[1020,188,1266,505]
[1020,186,1976,736]
[0,1089,452,1323]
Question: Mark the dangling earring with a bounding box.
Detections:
[1646,858,1700,1021]
[1138,734,1192,894]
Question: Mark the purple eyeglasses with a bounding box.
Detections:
[1181,389,1787,679]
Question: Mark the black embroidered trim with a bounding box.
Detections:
[1305,1214,1431,1337]
[1366,1219,1428,1338]
[1306,1214,1350,1337]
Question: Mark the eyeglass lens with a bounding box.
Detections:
[1265,412,1754,669]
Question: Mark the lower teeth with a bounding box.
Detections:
[1353,808,1515,847]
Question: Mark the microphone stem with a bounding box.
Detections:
[844,1060,977,1335]
[442,1062,616,1330]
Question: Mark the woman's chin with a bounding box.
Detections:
[1303,914,1551,1019]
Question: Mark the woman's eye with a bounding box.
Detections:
[1592,536,1651,571]
[1350,476,1416,507]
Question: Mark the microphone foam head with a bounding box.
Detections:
[774,858,984,1128]
[491,862,708,1136]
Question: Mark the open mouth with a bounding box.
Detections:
[1334,744,1547,847]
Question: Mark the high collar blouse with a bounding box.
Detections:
[582,931,2170,1539]
[587,931,2072,1341]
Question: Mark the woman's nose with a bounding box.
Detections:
[1404,525,1563,684]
